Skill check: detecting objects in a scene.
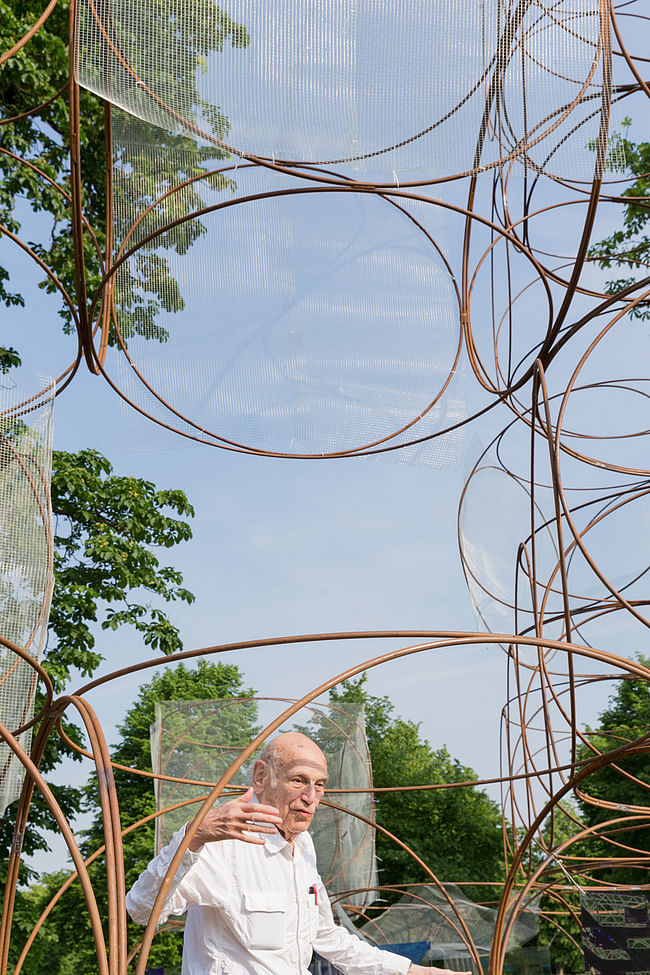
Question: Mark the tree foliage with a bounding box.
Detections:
[49,447,195,686]
[9,660,256,974]
[0,446,196,880]
[0,0,246,348]
[0,345,21,372]
[589,120,650,319]
[327,676,505,900]
[576,657,650,885]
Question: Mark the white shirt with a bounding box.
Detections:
[126,825,411,975]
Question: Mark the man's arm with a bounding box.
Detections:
[313,883,471,975]
[126,822,197,925]
[126,787,281,924]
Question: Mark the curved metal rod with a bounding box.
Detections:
[12,794,206,975]
[0,716,109,975]
[490,732,650,975]
[59,695,126,975]
[68,0,95,373]
[0,0,60,67]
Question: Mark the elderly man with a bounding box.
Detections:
[127,732,470,975]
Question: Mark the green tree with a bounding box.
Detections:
[49,447,195,678]
[589,119,650,320]
[576,657,650,886]
[7,870,79,975]
[0,0,247,342]
[9,660,257,974]
[0,446,195,882]
[327,676,505,901]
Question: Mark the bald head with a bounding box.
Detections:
[260,732,327,773]
[253,733,328,844]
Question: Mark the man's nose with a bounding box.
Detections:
[301,783,317,800]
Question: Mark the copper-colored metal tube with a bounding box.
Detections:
[0,717,109,975]
[0,0,60,67]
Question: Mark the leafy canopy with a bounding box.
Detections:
[0,446,196,880]
[9,661,256,975]
[328,675,505,899]
[49,446,195,689]
[589,119,650,320]
[0,0,247,350]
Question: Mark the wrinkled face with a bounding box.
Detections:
[255,743,328,843]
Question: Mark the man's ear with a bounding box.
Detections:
[252,759,266,794]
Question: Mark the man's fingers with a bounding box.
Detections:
[240,811,282,826]
[193,790,282,846]
[241,813,282,825]
[241,802,281,818]
[238,830,267,845]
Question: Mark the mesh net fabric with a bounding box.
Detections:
[73,0,622,461]
[458,441,560,640]
[358,884,540,967]
[303,702,377,907]
[0,380,54,816]
[75,0,611,181]
[359,884,545,973]
[150,700,377,907]
[108,114,466,463]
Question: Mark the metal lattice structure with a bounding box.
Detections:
[1,0,650,973]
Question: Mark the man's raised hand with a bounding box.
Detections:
[188,786,282,850]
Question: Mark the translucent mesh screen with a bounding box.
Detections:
[458,427,568,641]
[150,700,377,906]
[360,884,541,966]
[109,114,466,463]
[0,380,54,816]
[76,0,611,180]
[459,463,544,635]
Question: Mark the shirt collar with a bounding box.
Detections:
[264,826,311,856]
[251,792,311,855]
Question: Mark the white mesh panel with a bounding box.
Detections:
[75,0,609,180]
[0,379,54,816]
[108,127,466,463]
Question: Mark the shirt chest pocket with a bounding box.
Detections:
[241,891,288,950]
